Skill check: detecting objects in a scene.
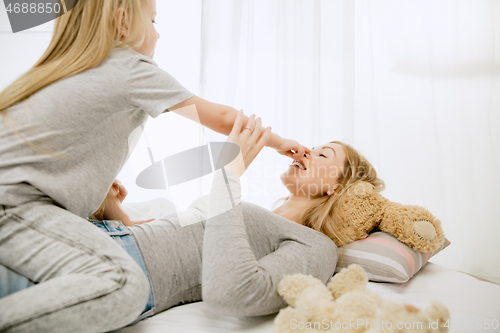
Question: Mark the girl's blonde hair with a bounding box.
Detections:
[0,0,147,152]
[273,141,385,246]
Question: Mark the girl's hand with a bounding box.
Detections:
[275,139,311,161]
[225,110,272,177]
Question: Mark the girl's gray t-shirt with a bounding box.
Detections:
[0,46,194,218]
[130,169,339,316]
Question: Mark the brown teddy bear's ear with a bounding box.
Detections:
[334,181,386,245]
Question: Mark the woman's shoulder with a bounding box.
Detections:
[240,201,275,218]
[241,202,335,243]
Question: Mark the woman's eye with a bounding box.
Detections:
[320,154,326,158]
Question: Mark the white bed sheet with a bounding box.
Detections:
[116,263,500,333]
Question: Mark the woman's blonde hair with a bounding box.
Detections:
[0,0,147,153]
[273,141,385,246]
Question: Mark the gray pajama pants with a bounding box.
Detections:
[0,200,150,332]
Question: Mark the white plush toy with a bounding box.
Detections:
[274,264,450,333]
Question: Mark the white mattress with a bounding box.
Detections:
[116,262,500,333]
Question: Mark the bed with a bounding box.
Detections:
[116,199,500,333]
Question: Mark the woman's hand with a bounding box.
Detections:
[112,179,128,203]
[94,181,154,226]
[225,110,272,177]
[129,218,155,225]
[100,185,133,225]
[275,139,311,161]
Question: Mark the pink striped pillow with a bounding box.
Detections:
[335,231,451,283]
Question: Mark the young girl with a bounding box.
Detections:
[0,0,309,331]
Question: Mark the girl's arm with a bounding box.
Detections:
[168,96,310,158]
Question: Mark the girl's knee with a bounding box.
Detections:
[111,254,150,320]
[123,265,150,316]
[97,265,150,329]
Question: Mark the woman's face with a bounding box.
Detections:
[280,142,346,198]
[134,0,159,58]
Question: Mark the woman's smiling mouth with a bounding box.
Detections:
[290,161,306,170]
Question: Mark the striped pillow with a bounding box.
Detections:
[335,231,451,283]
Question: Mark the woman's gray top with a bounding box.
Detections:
[130,168,338,317]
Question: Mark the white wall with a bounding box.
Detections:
[115,0,204,207]
[0,7,53,89]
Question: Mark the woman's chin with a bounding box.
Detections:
[280,175,303,191]
[282,166,305,178]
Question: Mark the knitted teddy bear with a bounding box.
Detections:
[332,181,445,252]
[274,264,450,333]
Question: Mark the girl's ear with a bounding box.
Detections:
[115,8,130,38]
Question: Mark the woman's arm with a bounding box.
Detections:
[202,112,334,316]
[202,168,337,316]
[92,181,153,226]
[168,96,309,158]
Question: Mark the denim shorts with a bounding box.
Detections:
[0,217,155,325]
[89,220,155,324]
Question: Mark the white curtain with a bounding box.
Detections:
[198,0,347,208]
[198,0,500,283]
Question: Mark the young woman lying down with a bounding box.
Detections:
[1,111,383,325]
